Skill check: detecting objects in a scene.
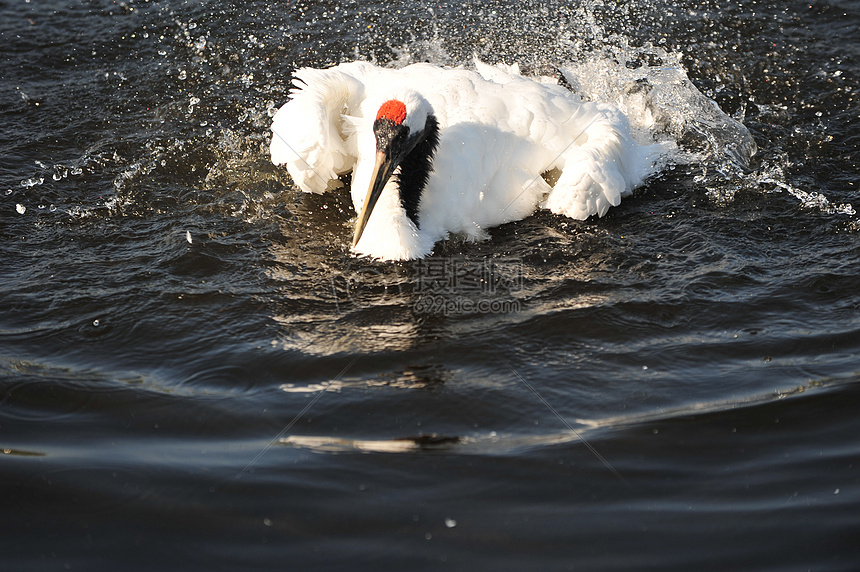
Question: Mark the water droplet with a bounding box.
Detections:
[178,69,187,80]
[263,518,272,526]
[186,231,192,244]
[16,204,26,214]
[93,319,100,327]
[444,518,457,528]
[20,177,43,188]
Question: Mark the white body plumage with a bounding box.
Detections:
[270,60,669,261]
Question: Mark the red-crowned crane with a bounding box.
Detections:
[271,60,670,260]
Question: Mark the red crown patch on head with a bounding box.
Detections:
[376,100,407,125]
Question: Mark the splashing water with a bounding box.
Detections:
[389,30,758,196]
[7,0,854,226]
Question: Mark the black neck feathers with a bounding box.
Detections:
[395,115,439,229]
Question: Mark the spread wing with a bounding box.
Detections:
[471,60,670,221]
[270,66,366,194]
[545,104,671,220]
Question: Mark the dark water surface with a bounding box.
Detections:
[2,0,860,570]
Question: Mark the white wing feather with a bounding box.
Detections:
[544,104,637,219]
[270,67,365,194]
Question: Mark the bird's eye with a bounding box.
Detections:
[373,118,410,152]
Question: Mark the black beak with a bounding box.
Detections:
[352,148,398,248]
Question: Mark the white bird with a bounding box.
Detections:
[270,60,669,260]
